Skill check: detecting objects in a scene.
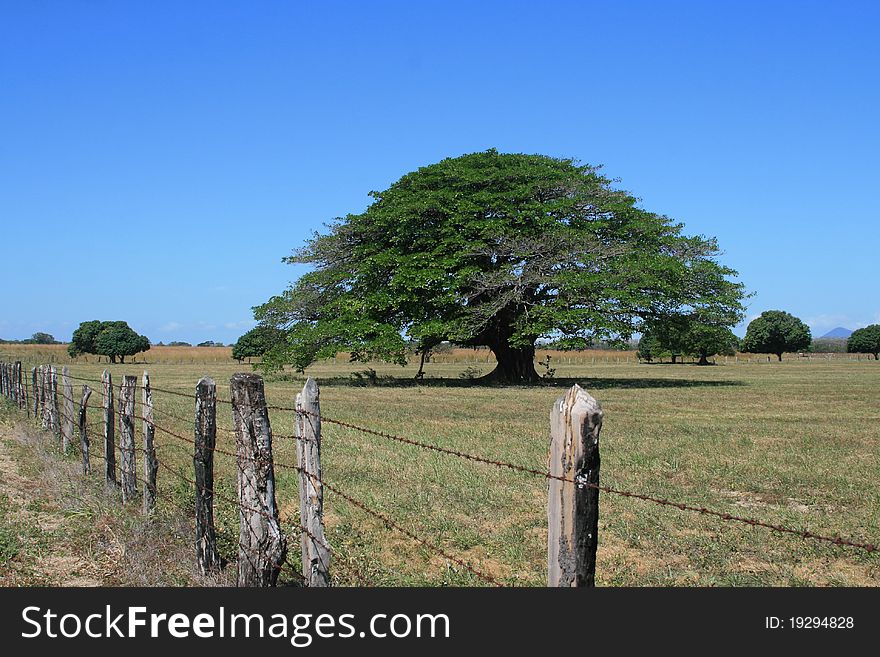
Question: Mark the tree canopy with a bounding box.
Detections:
[638,319,739,365]
[231,326,286,362]
[847,324,880,360]
[255,150,746,383]
[741,310,811,361]
[68,320,150,364]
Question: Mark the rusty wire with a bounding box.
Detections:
[295,409,879,554]
[142,413,501,585]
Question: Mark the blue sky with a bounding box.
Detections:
[2,1,878,344]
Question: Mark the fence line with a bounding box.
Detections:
[1,360,877,591]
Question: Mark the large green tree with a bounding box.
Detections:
[847,324,880,360]
[741,310,811,361]
[231,326,286,363]
[68,320,150,364]
[256,150,746,383]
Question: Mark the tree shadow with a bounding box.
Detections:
[307,374,745,390]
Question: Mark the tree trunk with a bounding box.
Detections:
[873,352,878,361]
[487,341,539,384]
[109,355,117,364]
[120,356,126,364]
[415,349,428,380]
[698,352,709,366]
[777,353,783,362]
[671,354,678,364]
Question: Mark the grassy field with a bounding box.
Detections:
[1,344,878,586]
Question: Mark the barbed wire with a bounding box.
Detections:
[139,413,500,585]
[12,366,880,567]
[293,409,879,554]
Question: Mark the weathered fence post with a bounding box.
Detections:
[48,365,60,439]
[194,376,220,574]
[548,384,603,587]
[295,377,331,586]
[61,367,74,452]
[230,373,287,586]
[142,372,157,514]
[39,365,49,430]
[79,385,92,475]
[119,375,137,502]
[102,370,117,486]
[1,362,7,397]
[31,367,37,419]
[15,362,24,410]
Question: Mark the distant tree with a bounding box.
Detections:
[231,326,286,363]
[197,340,222,347]
[741,310,811,361]
[168,341,192,347]
[682,324,740,365]
[638,318,689,363]
[25,332,59,344]
[637,331,666,362]
[68,320,150,363]
[639,318,739,365]
[811,337,847,353]
[847,324,880,360]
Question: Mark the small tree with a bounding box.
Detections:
[26,332,58,344]
[637,331,666,362]
[847,324,880,360]
[741,310,811,361]
[639,320,738,364]
[68,320,150,363]
[682,324,740,365]
[231,326,286,363]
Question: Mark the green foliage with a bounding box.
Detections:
[167,341,192,347]
[741,310,811,360]
[255,150,746,382]
[684,323,740,364]
[68,320,150,363]
[811,337,847,353]
[637,331,666,362]
[68,320,104,358]
[231,326,286,362]
[25,332,58,344]
[847,324,880,359]
[640,319,739,364]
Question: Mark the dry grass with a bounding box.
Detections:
[1,347,878,587]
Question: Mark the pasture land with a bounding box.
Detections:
[1,345,878,586]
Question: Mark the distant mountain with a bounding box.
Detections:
[821,327,852,339]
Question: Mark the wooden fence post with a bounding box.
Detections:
[548,384,603,587]
[119,375,137,502]
[102,369,117,486]
[194,376,220,574]
[61,367,74,452]
[295,377,331,586]
[30,367,37,419]
[25,367,37,420]
[142,372,157,514]
[39,365,48,430]
[15,362,23,410]
[79,385,92,475]
[48,365,60,439]
[1,362,7,397]
[230,373,287,587]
